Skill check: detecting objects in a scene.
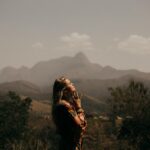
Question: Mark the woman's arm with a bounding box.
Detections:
[59,100,86,128]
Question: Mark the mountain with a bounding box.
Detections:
[0,80,43,99]
[1,52,150,113]
[0,52,150,87]
[0,79,107,112]
[0,52,103,86]
[1,74,149,100]
[74,75,150,100]
[1,75,150,113]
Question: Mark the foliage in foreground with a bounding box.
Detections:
[108,80,150,149]
[0,91,32,149]
[1,80,150,150]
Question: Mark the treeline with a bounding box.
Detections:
[0,80,150,150]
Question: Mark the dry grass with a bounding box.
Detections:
[31,100,51,114]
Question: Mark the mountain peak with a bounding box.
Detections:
[75,52,87,58]
[74,52,90,63]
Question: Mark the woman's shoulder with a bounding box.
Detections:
[54,100,76,118]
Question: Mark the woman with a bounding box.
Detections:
[52,77,87,150]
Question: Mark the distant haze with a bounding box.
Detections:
[0,52,150,88]
[0,0,150,72]
[0,52,150,112]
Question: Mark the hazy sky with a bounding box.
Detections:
[0,0,150,72]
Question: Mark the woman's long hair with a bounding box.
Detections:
[52,77,67,104]
[52,77,67,120]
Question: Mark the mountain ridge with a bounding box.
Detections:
[0,52,149,87]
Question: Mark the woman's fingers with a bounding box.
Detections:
[72,91,79,99]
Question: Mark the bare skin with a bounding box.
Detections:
[64,79,76,92]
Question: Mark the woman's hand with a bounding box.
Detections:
[72,91,82,109]
[72,91,80,99]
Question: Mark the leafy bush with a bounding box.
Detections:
[0,91,32,149]
[108,80,150,149]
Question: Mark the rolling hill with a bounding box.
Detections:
[0,80,44,99]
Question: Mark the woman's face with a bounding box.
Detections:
[65,79,76,92]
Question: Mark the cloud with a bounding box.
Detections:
[113,38,120,42]
[60,32,93,50]
[117,35,150,54]
[32,42,43,48]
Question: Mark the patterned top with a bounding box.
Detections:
[53,100,86,150]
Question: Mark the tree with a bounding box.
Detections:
[108,80,150,150]
[0,91,32,149]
